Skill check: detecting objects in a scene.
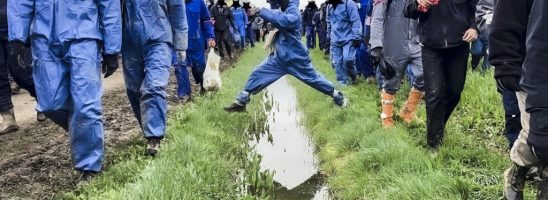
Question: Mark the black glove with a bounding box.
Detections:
[370,47,383,65]
[8,41,26,66]
[379,57,396,79]
[527,110,548,165]
[102,54,119,78]
[352,39,362,48]
[496,76,521,92]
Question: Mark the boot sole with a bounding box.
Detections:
[146,149,158,157]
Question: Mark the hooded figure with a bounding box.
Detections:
[224,0,347,112]
[8,0,122,179]
[231,0,248,49]
[173,0,216,101]
[121,0,188,156]
[303,0,319,49]
[326,0,363,85]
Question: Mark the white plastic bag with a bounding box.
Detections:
[203,50,222,91]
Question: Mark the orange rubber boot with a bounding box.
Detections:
[398,88,424,123]
[381,91,396,128]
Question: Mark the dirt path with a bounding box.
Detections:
[0,57,237,200]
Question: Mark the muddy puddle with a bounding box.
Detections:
[250,77,330,200]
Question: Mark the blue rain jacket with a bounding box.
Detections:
[327,0,362,46]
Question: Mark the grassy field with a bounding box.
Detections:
[59,47,273,200]
[288,48,528,199]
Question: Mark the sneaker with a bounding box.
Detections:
[37,112,47,122]
[224,102,246,113]
[146,138,161,157]
[333,91,347,107]
[77,170,97,186]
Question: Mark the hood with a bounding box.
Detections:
[306,1,318,10]
[232,0,241,8]
[243,2,251,9]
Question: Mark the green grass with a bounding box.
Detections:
[288,48,529,199]
[59,46,273,199]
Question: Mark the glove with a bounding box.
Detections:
[102,54,119,78]
[370,47,383,65]
[496,76,521,92]
[8,41,26,68]
[177,50,187,62]
[379,57,396,79]
[352,39,362,48]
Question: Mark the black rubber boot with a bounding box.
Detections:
[146,138,161,157]
[224,102,246,113]
[503,164,528,200]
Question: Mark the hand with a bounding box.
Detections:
[352,39,362,48]
[208,39,216,48]
[496,76,521,92]
[417,0,434,7]
[379,57,396,79]
[370,47,383,65]
[102,54,119,78]
[177,50,187,61]
[8,41,26,67]
[462,28,478,43]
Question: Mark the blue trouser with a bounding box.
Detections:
[355,43,375,78]
[306,25,316,49]
[330,43,357,85]
[501,91,521,148]
[318,26,327,51]
[246,25,255,47]
[33,38,104,172]
[470,32,490,73]
[172,51,192,98]
[172,48,207,98]
[236,57,335,104]
[122,41,171,139]
[237,25,246,48]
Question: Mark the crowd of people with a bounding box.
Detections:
[1,0,548,198]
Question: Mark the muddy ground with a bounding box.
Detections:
[0,57,238,200]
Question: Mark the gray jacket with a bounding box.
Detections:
[476,0,496,33]
[370,0,420,57]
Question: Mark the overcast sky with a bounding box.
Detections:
[251,0,326,9]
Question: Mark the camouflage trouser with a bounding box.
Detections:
[510,92,548,176]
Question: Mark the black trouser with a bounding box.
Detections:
[0,39,36,113]
[422,44,469,147]
[214,29,232,57]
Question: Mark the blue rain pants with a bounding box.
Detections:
[306,25,316,49]
[330,42,357,85]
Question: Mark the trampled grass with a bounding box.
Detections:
[59,46,271,199]
[288,48,531,199]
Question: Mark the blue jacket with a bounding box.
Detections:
[327,0,363,46]
[187,0,215,50]
[123,0,188,51]
[8,0,122,54]
[259,0,310,67]
[231,7,248,28]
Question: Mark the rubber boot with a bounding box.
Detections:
[503,163,527,200]
[381,91,395,128]
[37,111,47,122]
[398,88,424,123]
[224,102,246,113]
[538,177,548,200]
[146,138,161,157]
[0,109,19,134]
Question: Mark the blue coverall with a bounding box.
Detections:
[8,0,122,172]
[327,0,363,85]
[173,0,215,98]
[122,0,188,139]
[232,6,248,49]
[235,0,335,104]
[355,0,375,78]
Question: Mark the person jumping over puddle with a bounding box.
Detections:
[224,0,347,113]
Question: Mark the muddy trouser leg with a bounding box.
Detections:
[382,55,409,94]
[287,62,335,96]
[511,92,543,170]
[173,52,192,98]
[32,38,70,130]
[0,39,14,113]
[66,40,104,172]
[409,51,425,91]
[441,44,469,124]
[343,43,358,82]
[236,58,286,104]
[422,47,448,147]
[330,45,345,84]
[8,46,36,98]
[188,49,206,89]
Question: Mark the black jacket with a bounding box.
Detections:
[302,5,318,26]
[210,5,234,31]
[404,0,478,49]
[488,0,533,79]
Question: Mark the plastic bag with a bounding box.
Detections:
[203,50,222,91]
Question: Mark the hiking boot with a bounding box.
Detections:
[333,91,348,107]
[0,109,19,135]
[37,111,47,122]
[229,54,234,60]
[398,88,424,124]
[538,177,548,200]
[427,145,439,158]
[503,164,527,200]
[146,138,161,157]
[381,91,395,128]
[224,102,246,113]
